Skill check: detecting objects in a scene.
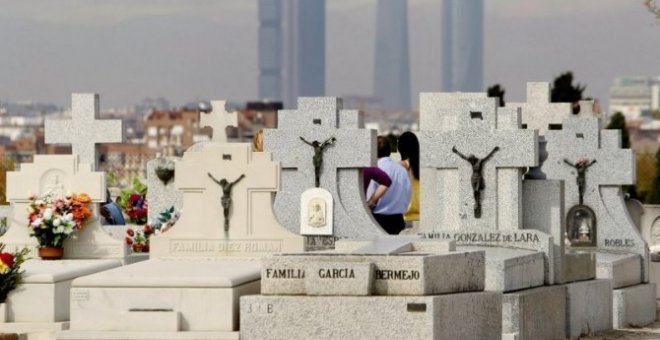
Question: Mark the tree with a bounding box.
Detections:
[551,72,586,114]
[487,84,506,107]
[605,112,630,149]
[646,149,660,204]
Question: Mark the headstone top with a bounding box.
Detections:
[45,93,124,169]
[199,100,238,143]
[505,82,572,135]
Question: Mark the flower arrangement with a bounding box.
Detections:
[125,206,180,253]
[0,244,30,303]
[117,177,148,225]
[27,193,93,248]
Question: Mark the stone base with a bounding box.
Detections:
[459,246,544,292]
[0,321,68,340]
[649,261,660,300]
[502,285,566,340]
[563,251,596,283]
[5,260,121,322]
[613,283,657,328]
[58,330,239,339]
[565,279,613,339]
[240,293,502,340]
[596,252,642,289]
[70,258,261,332]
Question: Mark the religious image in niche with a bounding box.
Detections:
[307,198,326,227]
[566,204,597,247]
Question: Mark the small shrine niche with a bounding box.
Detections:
[566,204,597,247]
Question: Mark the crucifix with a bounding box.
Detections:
[563,158,597,205]
[300,136,336,188]
[45,93,124,169]
[452,146,500,218]
[200,100,238,143]
[208,173,245,232]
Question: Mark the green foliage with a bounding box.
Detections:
[487,84,506,107]
[0,244,30,303]
[106,170,119,188]
[550,72,585,105]
[646,149,660,204]
[606,112,630,149]
[117,177,147,211]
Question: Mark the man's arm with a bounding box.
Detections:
[367,184,389,208]
[484,146,500,161]
[452,146,469,160]
[208,172,221,185]
[299,136,313,146]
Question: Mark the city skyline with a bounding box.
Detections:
[0,1,659,111]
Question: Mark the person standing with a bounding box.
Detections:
[367,136,411,234]
[398,131,420,224]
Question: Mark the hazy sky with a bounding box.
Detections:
[0,0,658,110]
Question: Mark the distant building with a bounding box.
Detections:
[373,0,411,111]
[609,76,660,121]
[441,0,484,92]
[258,0,325,109]
[144,109,201,157]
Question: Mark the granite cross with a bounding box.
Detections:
[263,97,385,239]
[200,100,238,143]
[418,93,537,230]
[505,82,572,135]
[45,93,124,169]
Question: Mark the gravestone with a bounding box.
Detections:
[0,94,127,336]
[264,97,385,248]
[542,116,655,328]
[146,156,183,224]
[63,102,305,338]
[241,239,502,339]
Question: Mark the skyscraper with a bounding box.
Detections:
[373,0,411,111]
[258,0,325,109]
[441,0,483,92]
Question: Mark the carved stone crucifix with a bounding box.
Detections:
[208,173,246,232]
[452,146,500,218]
[300,136,336,188]
[563,158,597,205]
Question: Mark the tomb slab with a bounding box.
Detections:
[502,285,566,340]
[612,283,657,328]
[565,279,613,339]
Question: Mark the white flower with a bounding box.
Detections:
[53,218,61,227]
[43,208,53,220]
[65,213,73,221]
[31,218,43,227]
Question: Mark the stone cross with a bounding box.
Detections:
[200,100,238,143]
[149,143,304,257]
[542,117,644,252]
[45,94,124,169]
[417,93,537,230]
[505,82,572,135]
[263,97,385,239]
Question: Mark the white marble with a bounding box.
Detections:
[299,188,333,236]
[199,100,238,143]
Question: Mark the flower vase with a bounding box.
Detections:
[38,247,64,260]
[0,302,6,322]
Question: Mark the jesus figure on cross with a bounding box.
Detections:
[208,173,246,232]
[300,136,336,188]
[452,146,500,218]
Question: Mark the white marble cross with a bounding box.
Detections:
[45,94,124,169]
[199,100,238,143]
[418,93,538,231]
[506,82,572,135]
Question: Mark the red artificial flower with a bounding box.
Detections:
[125,236,134,245]
[143,245,150,252]
[132,243,144,252]
[0,252,15,268]
[143,224,153,235]
[127,229,135,237]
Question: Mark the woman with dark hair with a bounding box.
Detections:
[398,131,420,223]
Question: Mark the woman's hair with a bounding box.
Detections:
[398,131,419,180]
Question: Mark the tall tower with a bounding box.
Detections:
[441,0,483,92]
[258,0,325,109]
[373,0,411,110]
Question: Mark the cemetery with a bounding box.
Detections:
[0,83,659,340]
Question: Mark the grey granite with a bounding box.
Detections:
[612,283,657,328]
[417,93,538,231]
[565,279,613,339]
[460,246,545,292]
[596,252,642,289]
[45,93,124,169]
[543,116,648,281]
[146,156,183,223]
[641,204,660,250]
[304,262,374,296]
[505,82,573,136]
[563,251,596,283]
[502,285,566,340]
[263,97,385,242]
[240,293,502,340]
[260,251,485,296]
[334,238,455,253]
